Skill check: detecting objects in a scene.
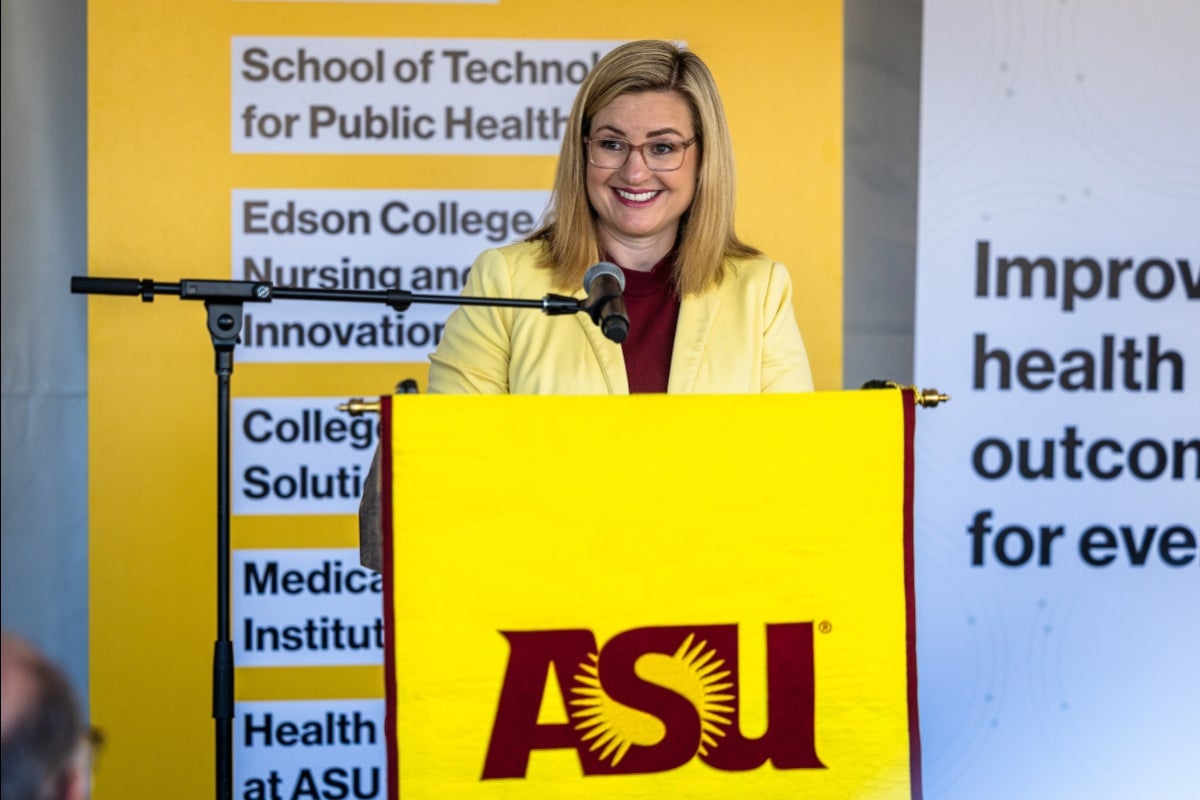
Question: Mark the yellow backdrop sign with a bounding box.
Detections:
[87,1,842,796]
[383,390,920,799]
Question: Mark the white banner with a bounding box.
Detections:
[231,189,549,364]
[234,548,384,667]
[915,2,1198,799]
[233,397,379,514]
[231,38,621,154]
[235,698,386,799]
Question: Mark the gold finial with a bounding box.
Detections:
[337,398,381,416]
[861,380,950,408]
[912,387,950,407]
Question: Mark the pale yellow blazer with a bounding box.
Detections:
[428,241,814,395]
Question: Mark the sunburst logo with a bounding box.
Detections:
[569,633,735,766]
[481,622,823,779]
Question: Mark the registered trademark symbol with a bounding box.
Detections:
[818,621,832,634]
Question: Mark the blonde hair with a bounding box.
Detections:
[529,40,759,296]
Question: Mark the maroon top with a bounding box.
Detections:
[614,252,680,394]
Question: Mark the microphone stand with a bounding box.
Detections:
[70,275,594,800]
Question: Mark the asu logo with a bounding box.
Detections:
[482,622,825,779]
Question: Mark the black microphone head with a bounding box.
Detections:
[582,261,628,344]
[583,261,625,292]
[602,315,629,344]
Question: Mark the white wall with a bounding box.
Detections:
[1,0,90,698]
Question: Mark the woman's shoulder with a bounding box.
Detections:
[472,240,549,271]
[466,239,555,293]
[721,252,792,287]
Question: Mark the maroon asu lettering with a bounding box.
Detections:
[481,623,824,779]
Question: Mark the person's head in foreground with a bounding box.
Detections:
[1,633,89,800]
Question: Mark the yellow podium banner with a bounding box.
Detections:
[382,391,920,799]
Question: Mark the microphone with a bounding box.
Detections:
[582,262,629,344]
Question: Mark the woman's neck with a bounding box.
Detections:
[597,229,677,272]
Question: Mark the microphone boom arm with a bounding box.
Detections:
[71,275,584,317]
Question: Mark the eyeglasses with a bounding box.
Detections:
[86,725,106,775]
[88,725,106,758]
[584,136,698,172]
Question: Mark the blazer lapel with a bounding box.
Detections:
[667,290,721,393]
[576,306,629,394]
